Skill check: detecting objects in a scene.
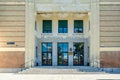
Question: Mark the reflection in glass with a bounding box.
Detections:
[42,43,52,66]
[73,42,84,66]
[43,20,52,33]
[74,20,83,33]
[58,20,68,33]
[58,43,68,66]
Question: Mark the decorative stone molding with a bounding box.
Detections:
[74,14,86,18]
[57,13,69,18]
[40,13,53,18]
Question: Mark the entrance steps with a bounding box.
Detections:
[19,66,106,74]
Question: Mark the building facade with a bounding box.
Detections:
[0,0,120,72]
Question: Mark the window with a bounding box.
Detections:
[58,20,68,33]
[43,20,52,33]
[74,20,83,33]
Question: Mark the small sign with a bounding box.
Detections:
[69,52,73,55]
[7,42,15,45]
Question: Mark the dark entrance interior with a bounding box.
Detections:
[73,42,84,66]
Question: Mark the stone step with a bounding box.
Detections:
[19,66,106,74]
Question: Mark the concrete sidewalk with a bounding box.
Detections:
[0,73,120,80]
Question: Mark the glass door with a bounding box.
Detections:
[58,43,68,66]
[73,42,84,66]
[42,43,52,66]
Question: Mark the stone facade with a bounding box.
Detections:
[0,0,120,72]
[0,0,25,69]
[99,0,120,68]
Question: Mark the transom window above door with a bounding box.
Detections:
[43,20,52,33]
[74,20,83,33]
[58,20,68,33]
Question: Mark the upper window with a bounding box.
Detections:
[43,20,52,33]
[58,20,68,33]
[74,20,83,33]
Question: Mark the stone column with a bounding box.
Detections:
[68,16,73,36]
[52,42,57,66]
[69,42,73,66]
[53,15,58,36]
[25,0,35,67]
[90,0,100,67]
[84,39,88,66]
[38,42,42,66]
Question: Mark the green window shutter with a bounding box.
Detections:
[43,20,52,33]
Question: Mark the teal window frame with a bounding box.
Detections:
[58,20,68,33]
[74,20,83,33]
[43,20,52,33]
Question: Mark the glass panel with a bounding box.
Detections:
[42,43,52,66]
[58,43,68,65]
[73,53,78,65]
[42,53,47,65]
[63,43,68,52]
[48,53,52,65]
[47,43,52,52]
[58,43,62,52]
[79,53,84,65]
[74,20,83,33]
[43,20,52,33]
[63,53,68,65]
[73,42,84,65]
[58,54,62,65]
[58,20,68,33]
[42,43,47,52]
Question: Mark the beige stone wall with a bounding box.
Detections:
[100,51,120,68]
[100,1,120,68]
[0,4,25,48]
[0,0,24,2]
[100,4,120,47]
[0,1,25,68]
[100,0,120,2]
[36,0,90,3]
[0,52,25,68]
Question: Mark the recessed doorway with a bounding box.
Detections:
[57,43,68,66]
[42,43,52,66]
[73,42,84,66]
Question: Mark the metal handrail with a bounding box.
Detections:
[20,59,36,71]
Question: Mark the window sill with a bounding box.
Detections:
[72,33,84,35]
[57,33,68,36]
[41,33,53,36]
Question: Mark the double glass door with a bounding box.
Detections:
[58,43,68,66]
[41,42,84,66]
[42,43,52,66]
[73,43,84,66]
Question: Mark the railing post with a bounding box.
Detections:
[31,60,32,67]
[19,59,35,72]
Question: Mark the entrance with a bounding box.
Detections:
[73,42,84,66]
[58,43,68,66]
[42,43,52,66]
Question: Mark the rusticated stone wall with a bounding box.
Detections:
[100,51,120,68]
[0,0,25,68]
